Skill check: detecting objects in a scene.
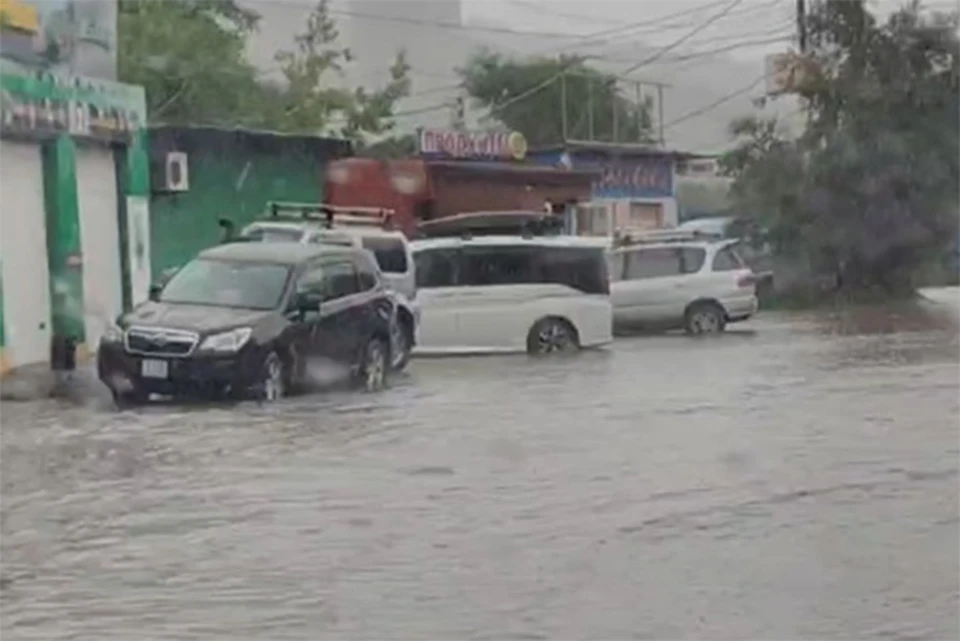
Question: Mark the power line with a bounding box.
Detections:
[662,73,769,131]
[619,0,747,77]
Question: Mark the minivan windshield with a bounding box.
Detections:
[159,258,291,310]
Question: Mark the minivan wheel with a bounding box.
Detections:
[390,318,412,372]
[527,317,579,355]
[360,336,389,392]
[684,302,727,335]
[256,351,286,401]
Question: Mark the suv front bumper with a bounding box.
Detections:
[97,341,265,398]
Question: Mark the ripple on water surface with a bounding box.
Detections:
[2,308,958,640]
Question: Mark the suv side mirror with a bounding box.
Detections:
[148,283,162,301]
[296,291,322,312]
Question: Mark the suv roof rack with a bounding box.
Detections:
[612,228,721,247]
[265,200,396,230]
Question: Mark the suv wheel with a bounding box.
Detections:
[359,336,389,392]
[390,318,413,372]
[256,351,286,401]
[112,387,148,409]
[684,302,727,335]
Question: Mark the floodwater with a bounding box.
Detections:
[2,302,958,640]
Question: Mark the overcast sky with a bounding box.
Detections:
[463,0,958,62]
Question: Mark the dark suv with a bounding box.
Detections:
[97,243,394,405]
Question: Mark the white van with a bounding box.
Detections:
[411,235,613,355]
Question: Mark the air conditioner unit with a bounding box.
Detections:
[163,151,189,192]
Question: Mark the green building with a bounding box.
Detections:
[0,59,149,378]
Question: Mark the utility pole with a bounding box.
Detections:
[560,70,568,142]
[796,0,807,53]
[587,76,595,141]
[634,82,642,143]
[612,79,619,142]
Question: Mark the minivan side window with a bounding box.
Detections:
[414,248,458,288]
[625,248,683,279]
[460,246,537,286]
[680,247,706,273]
[540,246,609,295]
[625,247,705,279]
[711,246,745,272]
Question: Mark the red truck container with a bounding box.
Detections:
[323,157,597,238]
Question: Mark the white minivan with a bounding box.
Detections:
[411,235,613,355]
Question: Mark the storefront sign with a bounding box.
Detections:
[592,156,673,198]
[0,60,145,142]
[418,128,528,161]
[531,149,674,199]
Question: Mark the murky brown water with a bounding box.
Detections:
[2,303,958,640]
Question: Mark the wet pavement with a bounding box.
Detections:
[2,302,958,640]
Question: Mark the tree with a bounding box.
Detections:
[458,51,654,146]
[117,0,264,126]
[725,0,959,297]
[266,0,411,140]
[118,0,412,141]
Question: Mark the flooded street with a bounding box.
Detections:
[2,304,958,640]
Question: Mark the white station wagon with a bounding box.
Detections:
[411,234,613,355]
[608,230,759,334]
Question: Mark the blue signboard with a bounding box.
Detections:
[531,150,675,199]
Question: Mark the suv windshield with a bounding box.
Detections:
[239,225,305,243]
[361,236,407,274]
[159,258,291,310]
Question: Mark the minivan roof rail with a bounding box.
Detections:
[613,228,721,247]
[265,200,396,230]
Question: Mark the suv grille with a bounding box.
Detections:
[125,327,198,357]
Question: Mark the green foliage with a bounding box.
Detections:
[118,0,411,141]
[458,51,654,146]
[725,0,959,297]
[117,0,263,126]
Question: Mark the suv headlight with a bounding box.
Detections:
[102,325,124,343]
[200,327,252,352]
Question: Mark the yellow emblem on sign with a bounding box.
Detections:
[507,131,528,160]
[0,0,39,33]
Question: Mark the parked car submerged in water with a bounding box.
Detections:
[608,230,759,334]
[411,233,613,355]
[229,202,419,372]
[97,242,394,406]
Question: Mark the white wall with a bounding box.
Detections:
[75,143,123,350]
[0,139,52,370]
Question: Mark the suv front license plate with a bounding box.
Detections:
[141,359,169,379]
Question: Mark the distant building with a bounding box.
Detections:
[528,141,687,235]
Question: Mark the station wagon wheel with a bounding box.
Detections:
[258,351,286,401]
[360,337,389,392]
[684,302,727,335]
[527,317,579,355]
